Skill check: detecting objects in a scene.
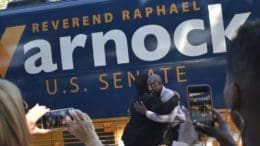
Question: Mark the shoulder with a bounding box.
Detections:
[162,86,174,95]
[161,87,175,102]
[172,141,189,146]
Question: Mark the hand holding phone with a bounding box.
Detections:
[40,108,74,129]
[26,104,52,134]
[187,84,215,127]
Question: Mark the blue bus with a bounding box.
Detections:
[0,0,259,145]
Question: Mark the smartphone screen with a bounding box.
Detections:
[40,108,73,129]
[187,85,214,127]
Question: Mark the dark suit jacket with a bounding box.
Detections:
[122,93,178,146]
[147,94,179,145]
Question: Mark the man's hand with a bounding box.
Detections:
[133,101,147,115]
[196,109,237,146]
[26,104,52,135]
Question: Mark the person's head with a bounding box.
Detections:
[0,79,31,146]
[135,74,149,95]
[147,74,163,94]
[224,21,260,146]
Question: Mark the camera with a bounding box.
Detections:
[187,84,215,127]
[39,108,74,129]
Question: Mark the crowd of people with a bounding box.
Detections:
[0,21,259,146]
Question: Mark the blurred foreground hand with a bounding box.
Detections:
[26,103,52,135]
[196,109,237,146]
[177,106,198,145]
[66,109,103,146]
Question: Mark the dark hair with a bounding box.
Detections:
[227,21,260,89]
[134,74,149,95]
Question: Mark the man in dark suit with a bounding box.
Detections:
[122,74,178,146]
[147,74,180,145]
[122,74,154,146]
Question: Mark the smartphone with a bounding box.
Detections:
[187,84,214,127]
[39,108,74,129]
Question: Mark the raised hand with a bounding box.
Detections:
[133,101,147,115]
[196,109,237,146]
[26,103,52,134]
[65,109,103,146]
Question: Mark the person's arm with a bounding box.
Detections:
[175,107,198,146]
[146,110,171,123]
[151,94,179,114]
[172,141,189,146]
[66,109,103,146]
[134,101,171,123]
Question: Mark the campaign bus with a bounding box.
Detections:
[0,0,259,145]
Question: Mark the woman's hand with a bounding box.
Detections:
[26,104,52,135]
[65,109,103,146]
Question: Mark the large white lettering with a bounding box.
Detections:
[208,4,250,53]
[92,29,129,66]
[60,34,87,70]
[132,25,171,61]
[174,19,207,57]
[23,4,250,74]
[24,40,57,74]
